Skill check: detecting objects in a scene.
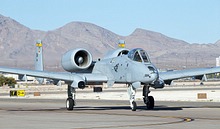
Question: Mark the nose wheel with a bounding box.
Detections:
[131,101,137,111]
[127,84,137,111]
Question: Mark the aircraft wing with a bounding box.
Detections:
[159,67,220,84]
[0,67,108,85]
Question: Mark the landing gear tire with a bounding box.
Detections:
[131,101,137,111]
[146,96,154,110]
[66,98,74,110]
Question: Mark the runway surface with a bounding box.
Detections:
[0,98,220,129]
[1,85,220,102]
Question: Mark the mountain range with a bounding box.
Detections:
[0,14,220,71]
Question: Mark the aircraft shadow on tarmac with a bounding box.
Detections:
[71,105,183,111]
[7,105,182,112]
[7,105,220,112]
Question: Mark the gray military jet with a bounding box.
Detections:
[1,47,220,111]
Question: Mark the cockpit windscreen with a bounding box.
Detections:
[128,48,150,63]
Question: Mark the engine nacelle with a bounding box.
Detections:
[61,48,93,72]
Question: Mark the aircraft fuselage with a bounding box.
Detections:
[93,54,158,85]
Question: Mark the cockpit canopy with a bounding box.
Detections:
[128,48,151,63]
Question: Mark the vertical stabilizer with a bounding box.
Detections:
[118,40,125,48]
[35,40,44,84]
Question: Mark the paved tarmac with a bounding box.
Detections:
[0,98,220,129]
[1,85,220,102]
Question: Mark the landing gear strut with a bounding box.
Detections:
[143,85,154,110]
[127,84,137,111]
[66,85,76,110]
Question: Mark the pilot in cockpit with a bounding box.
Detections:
[134,52,142,62]
[128,48,151,63]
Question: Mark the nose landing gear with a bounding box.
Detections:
[127,84,137,111]
[127,84,155,111]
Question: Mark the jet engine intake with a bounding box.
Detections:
[61,48,93,72]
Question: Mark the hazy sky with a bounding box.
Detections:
[0,0,220,43]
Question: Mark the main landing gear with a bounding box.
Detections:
[143,85,154,110]
[66,85,76,110]
[66,84,155,111]
[127,85,155,111]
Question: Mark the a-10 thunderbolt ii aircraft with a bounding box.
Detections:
[1,45,220,111]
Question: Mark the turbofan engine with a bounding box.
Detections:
[61,48,93,72]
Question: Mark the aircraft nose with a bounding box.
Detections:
[148,66,157,74]
[148,66,159,80]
